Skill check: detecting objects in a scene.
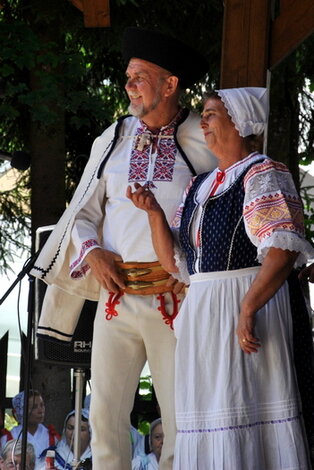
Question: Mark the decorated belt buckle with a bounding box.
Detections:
[124,268,152,278]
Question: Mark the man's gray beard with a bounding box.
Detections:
[128,88,162,119]
[128,102,145,118]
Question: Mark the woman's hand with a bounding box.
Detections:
[236,247,298,354]
[236,311,261,354]
[166,276,186,294]
[126,183,161,214]
[126,182,177,272]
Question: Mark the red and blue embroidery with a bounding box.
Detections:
[70,238,99,278]
[128,110,183,183]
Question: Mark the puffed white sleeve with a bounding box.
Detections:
[169,178,195,285]
[243,158,314,267]
[69,177,106,279]
[131,455,146,470]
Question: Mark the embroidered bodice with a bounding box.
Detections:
[173,153,313,278]
[180,162,263,274]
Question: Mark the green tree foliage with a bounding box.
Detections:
[0,171,30,274]
[0,0,313,274]
[0,0,223,274]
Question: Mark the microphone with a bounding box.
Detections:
[0,150,31,171]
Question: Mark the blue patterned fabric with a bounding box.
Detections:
[180,163,263,274]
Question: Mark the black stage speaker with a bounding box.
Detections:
[34,225,97,368]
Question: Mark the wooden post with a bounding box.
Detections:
[220,0,271,88]
[270,0,314,68]
[82,0,110,28]
[69,0,110,27]
[220,0,314,88]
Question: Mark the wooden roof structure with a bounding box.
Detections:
[221,0,314,87]
[69,0,314,88]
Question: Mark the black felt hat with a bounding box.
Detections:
[122,27,209,89]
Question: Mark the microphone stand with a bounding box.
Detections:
[72,369,84,469]
[0,250,40,470]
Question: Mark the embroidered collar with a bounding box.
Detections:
[137,108,184,137]
[196,152,264,203]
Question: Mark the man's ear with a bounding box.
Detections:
[164,75,179,97]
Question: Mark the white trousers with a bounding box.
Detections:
[90,289,178,470]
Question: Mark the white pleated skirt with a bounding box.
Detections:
[173,267,310,470]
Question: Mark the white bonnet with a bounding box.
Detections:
[149,417,162,448]
[62,408,91,439]
[216,87,269,137]
[12,390,42,425]
[12,391,24,424]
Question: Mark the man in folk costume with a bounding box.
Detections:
[30,27,216,470]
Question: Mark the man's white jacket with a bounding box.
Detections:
[30,111,216,342]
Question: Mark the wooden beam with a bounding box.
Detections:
[220,0,271,88]
[69,0,110,27]
[270,0,314,69]
[69,0,83,12]
[82,0,110,27]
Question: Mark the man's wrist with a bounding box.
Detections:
[85,246,102,262]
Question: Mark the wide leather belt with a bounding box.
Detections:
[117,261,171,295]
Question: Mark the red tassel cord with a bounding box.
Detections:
[105,291,124,320]
[157,292,181,329]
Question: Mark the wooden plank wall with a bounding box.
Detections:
[220,0,314,88]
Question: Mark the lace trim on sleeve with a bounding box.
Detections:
[256,231,314,268]
[170,228,190,284]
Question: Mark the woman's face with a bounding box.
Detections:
[28,395,45,426]
[150,423,164,462]
[65,416,91,454]
[200,97,240,157]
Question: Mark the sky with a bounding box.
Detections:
[0,256,30,397]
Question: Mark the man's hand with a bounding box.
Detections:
[85,248,125,293]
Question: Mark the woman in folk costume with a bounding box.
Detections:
[132,419,163,470]
[127,87,314,469]
[0,390,59,467]
[39,408,92,470]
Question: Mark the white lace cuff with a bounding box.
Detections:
[170,228,190,284]
[257,231,314,268]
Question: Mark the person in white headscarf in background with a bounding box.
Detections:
[39,408,91,470]
[0,390,59,467]
[132,418,163,470]
[127,87,314,470]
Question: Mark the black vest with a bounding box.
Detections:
[179,161,265,274]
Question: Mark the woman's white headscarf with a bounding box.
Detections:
[62,408,91,437]
[149,418,162,450]
[12,390,41,425]
[12,391,25,424]
[216,87,269,137]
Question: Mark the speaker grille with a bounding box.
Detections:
[37,299,96,367]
